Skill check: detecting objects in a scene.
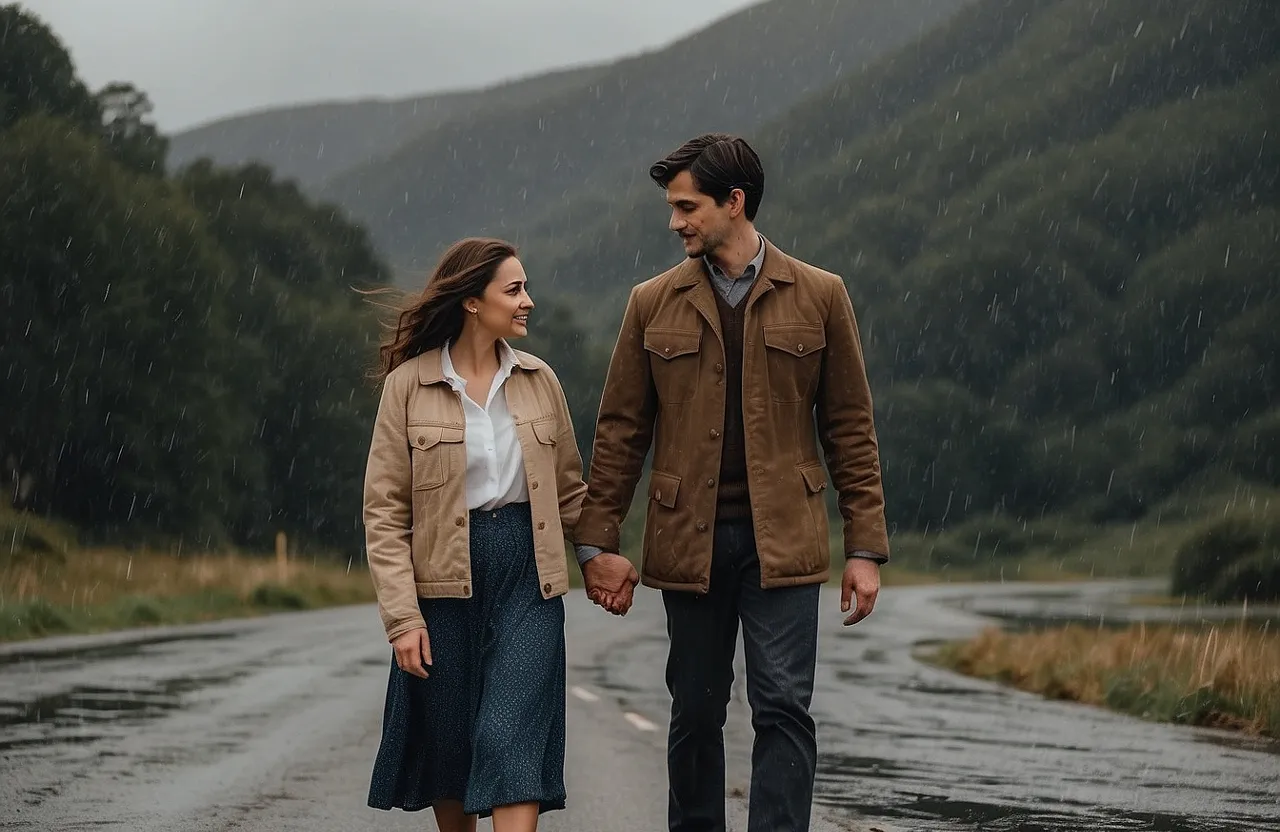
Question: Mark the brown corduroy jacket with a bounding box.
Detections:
[576,238,889,593]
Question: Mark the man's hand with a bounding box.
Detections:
[392,626,432,678]
[840,558,880,626]
[583,553,639,615]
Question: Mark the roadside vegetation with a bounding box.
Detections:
[877,481,1280,595]
[926,492,1279,739]
[0,505,374,643]
[934,621,1280,739]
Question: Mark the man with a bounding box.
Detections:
[576,133,889,832]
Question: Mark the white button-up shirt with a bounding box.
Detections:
[440,340,530,511]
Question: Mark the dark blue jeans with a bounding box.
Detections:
[662,519,820,832]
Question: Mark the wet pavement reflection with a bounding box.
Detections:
[0,582,1277,830]
[592,580,1280,831]
[805,582,1280,831]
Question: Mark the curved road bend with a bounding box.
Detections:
[1,581,1277,831]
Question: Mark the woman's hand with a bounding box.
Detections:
[392,627,433,678]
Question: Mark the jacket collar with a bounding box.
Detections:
[673,234,794,291]
[416,339,539,386]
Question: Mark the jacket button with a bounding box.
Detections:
[706,478,715,488]
[797,343,805,352]
[417,435,426,445]
[463,584,470,596]
[531,481,539,490]
[537,521,546,530]
[544,582,552,593]
[697,521,708,532]
[664,347,671,355]
[455,516,465,526]
[715,363,723,373]
[654,490,662,502]
[710,429,720,439]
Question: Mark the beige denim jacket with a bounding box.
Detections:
[363,346,586,641]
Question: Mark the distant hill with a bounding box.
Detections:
[528,0,1280,534]
[320,0,971,273]
[166,65,603,191]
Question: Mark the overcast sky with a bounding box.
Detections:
[20,0,758,132]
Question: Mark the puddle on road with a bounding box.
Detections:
[820,790,1249,832]
[816,752,1272,831]
[0,671,247,752]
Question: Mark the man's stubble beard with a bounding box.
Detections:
[686,228,725,261]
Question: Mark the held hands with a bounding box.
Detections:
[392,626,433,678]
[583,553,639,616]
[841,557,881,626]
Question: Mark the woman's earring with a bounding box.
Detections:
[468,307,478,314]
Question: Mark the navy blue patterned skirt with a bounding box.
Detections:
[367,501,566,817]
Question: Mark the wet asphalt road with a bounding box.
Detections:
[1,581,1277,831]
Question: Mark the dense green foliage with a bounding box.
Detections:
[1172,515,1280,602]
[0,4,604,554]
[0,5,387,551]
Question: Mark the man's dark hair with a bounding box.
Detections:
[649,133,765,221]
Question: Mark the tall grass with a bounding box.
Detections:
[0,544,375,642]
[936,621,1280,738]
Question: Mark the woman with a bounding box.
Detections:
[363,237,586,831]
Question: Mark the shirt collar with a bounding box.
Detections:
[704,234,765,281]
[440,339,519,393]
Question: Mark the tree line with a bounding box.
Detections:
[1,6,602,554]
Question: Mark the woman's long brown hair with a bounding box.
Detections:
[368,237,518,379]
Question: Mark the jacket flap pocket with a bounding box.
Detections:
[763,323,826,358]
[408,423,464,450]
[799,462,828,494]
[649,470,681,509]
[644,328,702,360]
[531,417,558,445]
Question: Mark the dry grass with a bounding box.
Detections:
[0,546,376,642]
[3,546,364,605]
[937,622,1280,737]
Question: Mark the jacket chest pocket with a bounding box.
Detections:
[762,323,825,403]
[408,423,464,490]
[644,327,702,403]
[526,416,559,472]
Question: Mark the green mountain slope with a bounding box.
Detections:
[166,65,604,191]
[322,0,971,273]
[529,0,1280,533]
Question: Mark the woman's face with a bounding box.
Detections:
[465,256,534,340]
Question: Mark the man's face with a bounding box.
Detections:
[665,170,734,260]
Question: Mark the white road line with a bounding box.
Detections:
[624,711,658,732]
[570,685,600,703]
